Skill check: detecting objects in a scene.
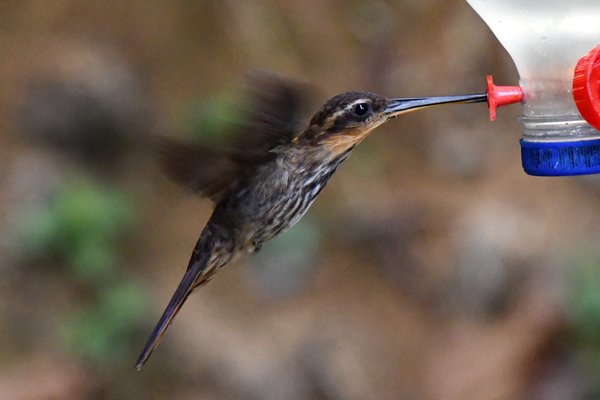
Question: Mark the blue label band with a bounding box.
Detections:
[521,138,600,176]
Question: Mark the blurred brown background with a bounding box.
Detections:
[1,1,600,399]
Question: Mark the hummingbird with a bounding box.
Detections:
[136,74,487,369]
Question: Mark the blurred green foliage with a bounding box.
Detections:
[180,92,240,144]
[17,179,148,366]
[567,256,600,397]
[569,259,600,345]
[20,180,134,283]
[64,281,148,365]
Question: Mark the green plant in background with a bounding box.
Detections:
[569,259,600,345]
[20,180,133,282]
[179,91,240,144]
[64,281,148,365]
[567,255,600,397]
[18,179,148,367]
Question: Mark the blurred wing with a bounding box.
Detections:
[156,73,308,201]
[155,137,239,202]
[227,71,307,165]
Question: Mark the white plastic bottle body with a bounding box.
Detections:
[467,0,600,140]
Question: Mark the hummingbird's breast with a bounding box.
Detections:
[215,148,352,252]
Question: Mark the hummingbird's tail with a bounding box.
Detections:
[135,228,218,370]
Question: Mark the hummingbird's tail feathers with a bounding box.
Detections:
[135,229,216,370]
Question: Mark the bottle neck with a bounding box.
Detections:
[519,77,600,140]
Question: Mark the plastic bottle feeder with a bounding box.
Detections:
[468,0,600,176]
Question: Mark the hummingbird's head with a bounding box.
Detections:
[298,90,487,159]
[300,92,389,153]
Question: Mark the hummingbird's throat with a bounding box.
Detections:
[320,124,381,157]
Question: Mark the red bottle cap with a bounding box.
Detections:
[573,45,600,131]
[486,75,523,121]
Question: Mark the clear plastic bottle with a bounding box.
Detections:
[467,0,600,176]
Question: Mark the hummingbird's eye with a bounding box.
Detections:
[353,102,370,117]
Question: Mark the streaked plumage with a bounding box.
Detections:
[136,74,487,369]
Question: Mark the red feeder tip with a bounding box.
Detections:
[486,75,523,121]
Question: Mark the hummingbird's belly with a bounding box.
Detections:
[220,154,346,252]
[247,168,336,247]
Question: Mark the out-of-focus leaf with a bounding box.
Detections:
[71,239,116,283]
[18,208,61,257]
[180,92,239,144]
[16,180,135,281]
[63,280,148,365]
[569,260,600,344]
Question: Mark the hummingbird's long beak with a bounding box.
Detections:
[384,93,487,118]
